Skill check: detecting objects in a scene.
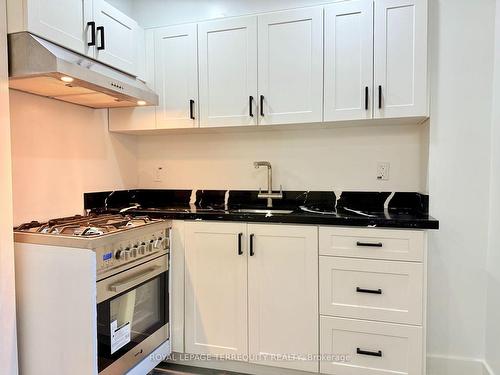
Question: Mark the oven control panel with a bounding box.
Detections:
[95,228,170,273]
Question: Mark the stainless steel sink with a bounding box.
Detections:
[231,208,294,215]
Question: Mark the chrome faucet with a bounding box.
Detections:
[254,161,283,208]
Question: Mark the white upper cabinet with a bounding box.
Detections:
[258,7,324,125]
[184,221,248,357]
[374,0,428,118]
[248,224,319,372]
[93,0,141,75]
[324,0,374,121]
[7,0,144,76]
[198,17,258,128]
[108,29,156,132]
[8,0,93,56]
[155,24,199,129]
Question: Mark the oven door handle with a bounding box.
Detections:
[109,265,163,294]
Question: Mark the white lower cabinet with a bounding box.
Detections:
[184,221,248,357]
[181,223,426,375]
[183,221,319,371]
[320,316,423,375]
[248,224,318,372]
[319,226,426,375]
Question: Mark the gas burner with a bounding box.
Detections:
[15,214,162,237]
[76,227,106,236]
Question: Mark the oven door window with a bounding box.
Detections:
[97,272,168,373]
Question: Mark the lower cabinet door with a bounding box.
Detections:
[247,224,318,372]
[184,221,248,357]
[320,316,423,375]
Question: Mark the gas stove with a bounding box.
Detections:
[15,213,160,237]
[14,213,172,375]
[14,213,171,277]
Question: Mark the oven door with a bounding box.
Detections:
[96,254,169,375]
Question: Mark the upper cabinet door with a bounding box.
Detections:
[258,7,324,125]
[248,224,319,372]
[155,24,199,129]
[93,0,141,75]
[324,0,373,122]
[25,0,93,55]
[198,17,258,128]
[374,0,428,118]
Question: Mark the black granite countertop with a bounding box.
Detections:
[84,189,439,230]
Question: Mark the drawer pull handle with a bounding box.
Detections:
[97,26,105,51]
[364,86,369,110]
[189,99,195,120]
[356,287,382,295]
[356,241,383,247]
[249,234,255,256]
[87,21,96,46]
[357,348,383,357]
[378,85,382,109]
[237,233,243,255]
[249,96,254,117]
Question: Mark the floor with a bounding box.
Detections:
[154,363,247,375]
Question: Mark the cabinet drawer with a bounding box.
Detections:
[319,227,425,261]
[320,257,423,325]
[320,316,423,375]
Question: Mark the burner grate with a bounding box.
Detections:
[15,214,159,237]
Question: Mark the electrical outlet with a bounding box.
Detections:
[154,166,164,182]
[377,162,390,181]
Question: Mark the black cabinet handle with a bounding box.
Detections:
[356,241,383,248]
[357,348,382,357]
[356,287,382,295]
[237,233,243,255]
[378,85,382,109]
[364,86,369,110]
[249,234,255,256]
[87,21,96,46]
[97,26,105,50]
[249,96,254,117]
[189,99,195,120]
[260,95,264,117]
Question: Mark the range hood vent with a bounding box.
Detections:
[7,32,158,109]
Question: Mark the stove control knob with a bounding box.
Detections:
[121,247,131,260]
[115,249,123,260]
[154,237,163,249]
[131,248,137,258]
[149,239,155,252]
[139,243,146,255]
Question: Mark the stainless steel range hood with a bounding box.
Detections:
[7,32,158,109]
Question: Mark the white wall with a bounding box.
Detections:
[0,0,18,373]
[485,1,500,374]
[137,124,427,191]
[9,91,139,225]
[427,0,495,370]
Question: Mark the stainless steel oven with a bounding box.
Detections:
[96,254,169,375]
